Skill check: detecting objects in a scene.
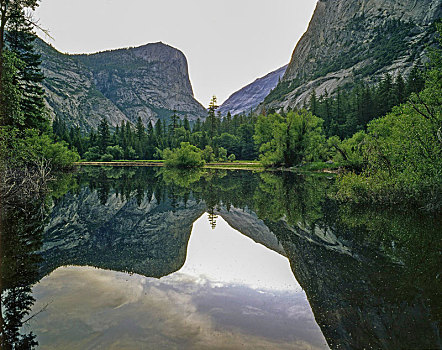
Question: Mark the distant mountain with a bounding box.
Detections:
[35,39,206,130]
[218,65,287,116]
[262,0,442,112]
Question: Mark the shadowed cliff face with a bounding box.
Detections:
[35,167,440,349]
[35,39,206,130]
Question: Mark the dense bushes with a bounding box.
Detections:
[336,34,442,210]
[254,110,325,167]
[1,128,79,171]
[163,142,205,168]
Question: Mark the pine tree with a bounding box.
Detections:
[309,90,318,116]
[207,96,219,142]
[98,118,110,153]
[183,116,190,131]
[193,118,201,132]
[406,65,425,95]
[0,1,40,106]
[5,6,48,132]
[394,73,406,105]
[136,116,145,140]
[170,110,178,132]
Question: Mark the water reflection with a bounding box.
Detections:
[177,214,299,291]
[1,166,440,349]
[30,214,327,349]
[0,192,50,349]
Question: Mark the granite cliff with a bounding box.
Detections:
[218,65,287,116]
[263,0,442,111]
[35,39,206,130]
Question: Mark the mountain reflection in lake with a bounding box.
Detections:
[1,166,440,349]
[31,215,326,349]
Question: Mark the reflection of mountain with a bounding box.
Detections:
[266,220,441,349]
[41,187,205,278]
[40,168,440,349]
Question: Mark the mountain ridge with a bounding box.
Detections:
[262,0,442,112]
[218,65,287,116]
[35,38,206,130]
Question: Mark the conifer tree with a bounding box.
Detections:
[98,118,110,153]
[135,116,145,141]
[207,96,219,142]
[183,116,190,131]
[6,5,48,131]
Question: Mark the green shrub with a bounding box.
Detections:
[202,145,215,163]
[218,147,227,162]
[83,146,101,161]
[16,129,80,170]
[100,153,113,162]
[163,142,205,168]
[106,145,124,160]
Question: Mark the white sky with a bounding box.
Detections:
[34,0,317,107]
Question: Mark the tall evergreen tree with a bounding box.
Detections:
[0,0,40,124]
[207,96,219,142]
[6,5,48,131]
[98,118,110,153]
[135,116,145,141]
[183,116,190,131]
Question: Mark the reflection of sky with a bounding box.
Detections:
[168,214,302,291]
[29,214,329,349]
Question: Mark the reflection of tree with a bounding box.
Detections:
[253,172,330,226]
[1,198,48,349]
[25,166,440,349]
[207,207,218,230]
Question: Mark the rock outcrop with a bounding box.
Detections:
[35,39,206,130]
[263,0,442,111]
[218,65,287,116]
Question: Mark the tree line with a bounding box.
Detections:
[56,65,426,167]
[54,96,258,163]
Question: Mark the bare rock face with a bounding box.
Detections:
[218,65,287,116]
[263,0,442,111]
[36,39,206,130]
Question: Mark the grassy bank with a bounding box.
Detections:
[74,160,347,173]
[75,160,265,170]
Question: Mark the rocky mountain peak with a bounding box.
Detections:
[36,38,206,131]
[264,0,441,111]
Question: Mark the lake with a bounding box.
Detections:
[2,166,440,349]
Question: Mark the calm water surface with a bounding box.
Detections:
[2,167,440,349]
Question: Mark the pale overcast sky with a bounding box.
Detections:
[34,0,317,107]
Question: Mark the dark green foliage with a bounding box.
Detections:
[0,1,80,174]
[98,118,110,153]
[310,69,425,139]
[60,97,258,161]
[6,7,49,132]
[336,25,442,210]
[0,51,22,126]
